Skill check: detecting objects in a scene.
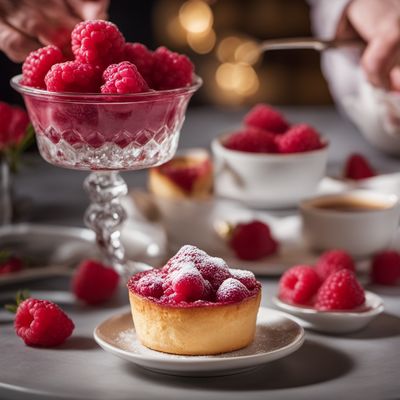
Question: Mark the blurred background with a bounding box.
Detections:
[0,0,332,107]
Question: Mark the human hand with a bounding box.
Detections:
[0,0,109,62]
[338,0,400,90]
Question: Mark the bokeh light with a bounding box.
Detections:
[215,62,259,96]
[179,0,213,34]
[187,28,216,54]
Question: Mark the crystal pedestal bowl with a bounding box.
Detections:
[11,75,202,276]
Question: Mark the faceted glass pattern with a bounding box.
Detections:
[11,76,201,171]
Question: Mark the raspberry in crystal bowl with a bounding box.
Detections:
[11,20,201,171]
[127,245,262,355]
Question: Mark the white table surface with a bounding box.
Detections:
[1,106,400,400]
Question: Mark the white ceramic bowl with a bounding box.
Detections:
[300,190,400,258]
[211,136,328,209]
[273,291,384,334]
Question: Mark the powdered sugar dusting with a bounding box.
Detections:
[216,278,249,302]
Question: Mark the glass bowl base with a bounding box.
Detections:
[36,132,180,171]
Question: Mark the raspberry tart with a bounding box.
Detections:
[149,149,213,199]
[127,245,261,355]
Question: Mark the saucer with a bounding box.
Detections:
[94,307,304,377]
[272,291,384,334]
[0,222,166,286]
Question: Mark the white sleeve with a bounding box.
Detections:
[308,0,351,39]
[308,0,400,155]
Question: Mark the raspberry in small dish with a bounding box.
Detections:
[127,245,262,355]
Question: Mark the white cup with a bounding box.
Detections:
[211,135,328,209]
[300,190,400,258]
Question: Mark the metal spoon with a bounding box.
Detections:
[258,37,364,53]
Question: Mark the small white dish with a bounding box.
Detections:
[211,135,328,209]
[300,190,400,258]
[94,307,304,376]
[273,291,384,334]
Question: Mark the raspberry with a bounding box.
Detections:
[72,259,120,305]
[244,104,289,134]
[158,158,212,193]
[71,20,125,68]
[229,220,279,261]
[136,274,164,298]
[279,265,321,305]
[277,124,323,153]
[151,46,194,90]
[22,45,64,89]
[216,278,249,302]
[45,61,100,93]
[8,107,30,145]
[0,256,23,275]
[166,245,231,289]
[229,269,257,290]
[315,250,355,281]
[315,270,365,310]
[224,128,278,153]
[101,61,148,94]
[344,153,376,180]
[0,103,30,149]
[171,262,205,302]
[123,42,154,86]
[14,298,74,347]
[370,250,400,285]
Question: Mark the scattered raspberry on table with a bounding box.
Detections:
[72,259,120,305]
[344,153,376,180]
[229,220,279,261]
[370,250,400,286]
[14,298,74,347]
[0,255,23,275]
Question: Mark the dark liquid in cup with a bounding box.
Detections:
[313,197,390,212]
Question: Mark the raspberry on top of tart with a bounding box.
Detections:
[127,245,261,355]
[148,150,213,199]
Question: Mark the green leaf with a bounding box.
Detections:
[5,124,36,174]
[4,304,17,313]
[4,289,30,314]
[16,289,30,306]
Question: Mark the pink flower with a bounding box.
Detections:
[0,101,30,151]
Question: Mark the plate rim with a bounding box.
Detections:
[93,307,305,365]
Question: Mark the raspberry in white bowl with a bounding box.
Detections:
[127,245,261,355]
[212,104,328,208]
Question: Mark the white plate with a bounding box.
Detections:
[0,222,166,286]
[273,291,384,334]
[94,307,305,377]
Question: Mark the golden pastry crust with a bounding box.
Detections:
[129,290,261,355]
